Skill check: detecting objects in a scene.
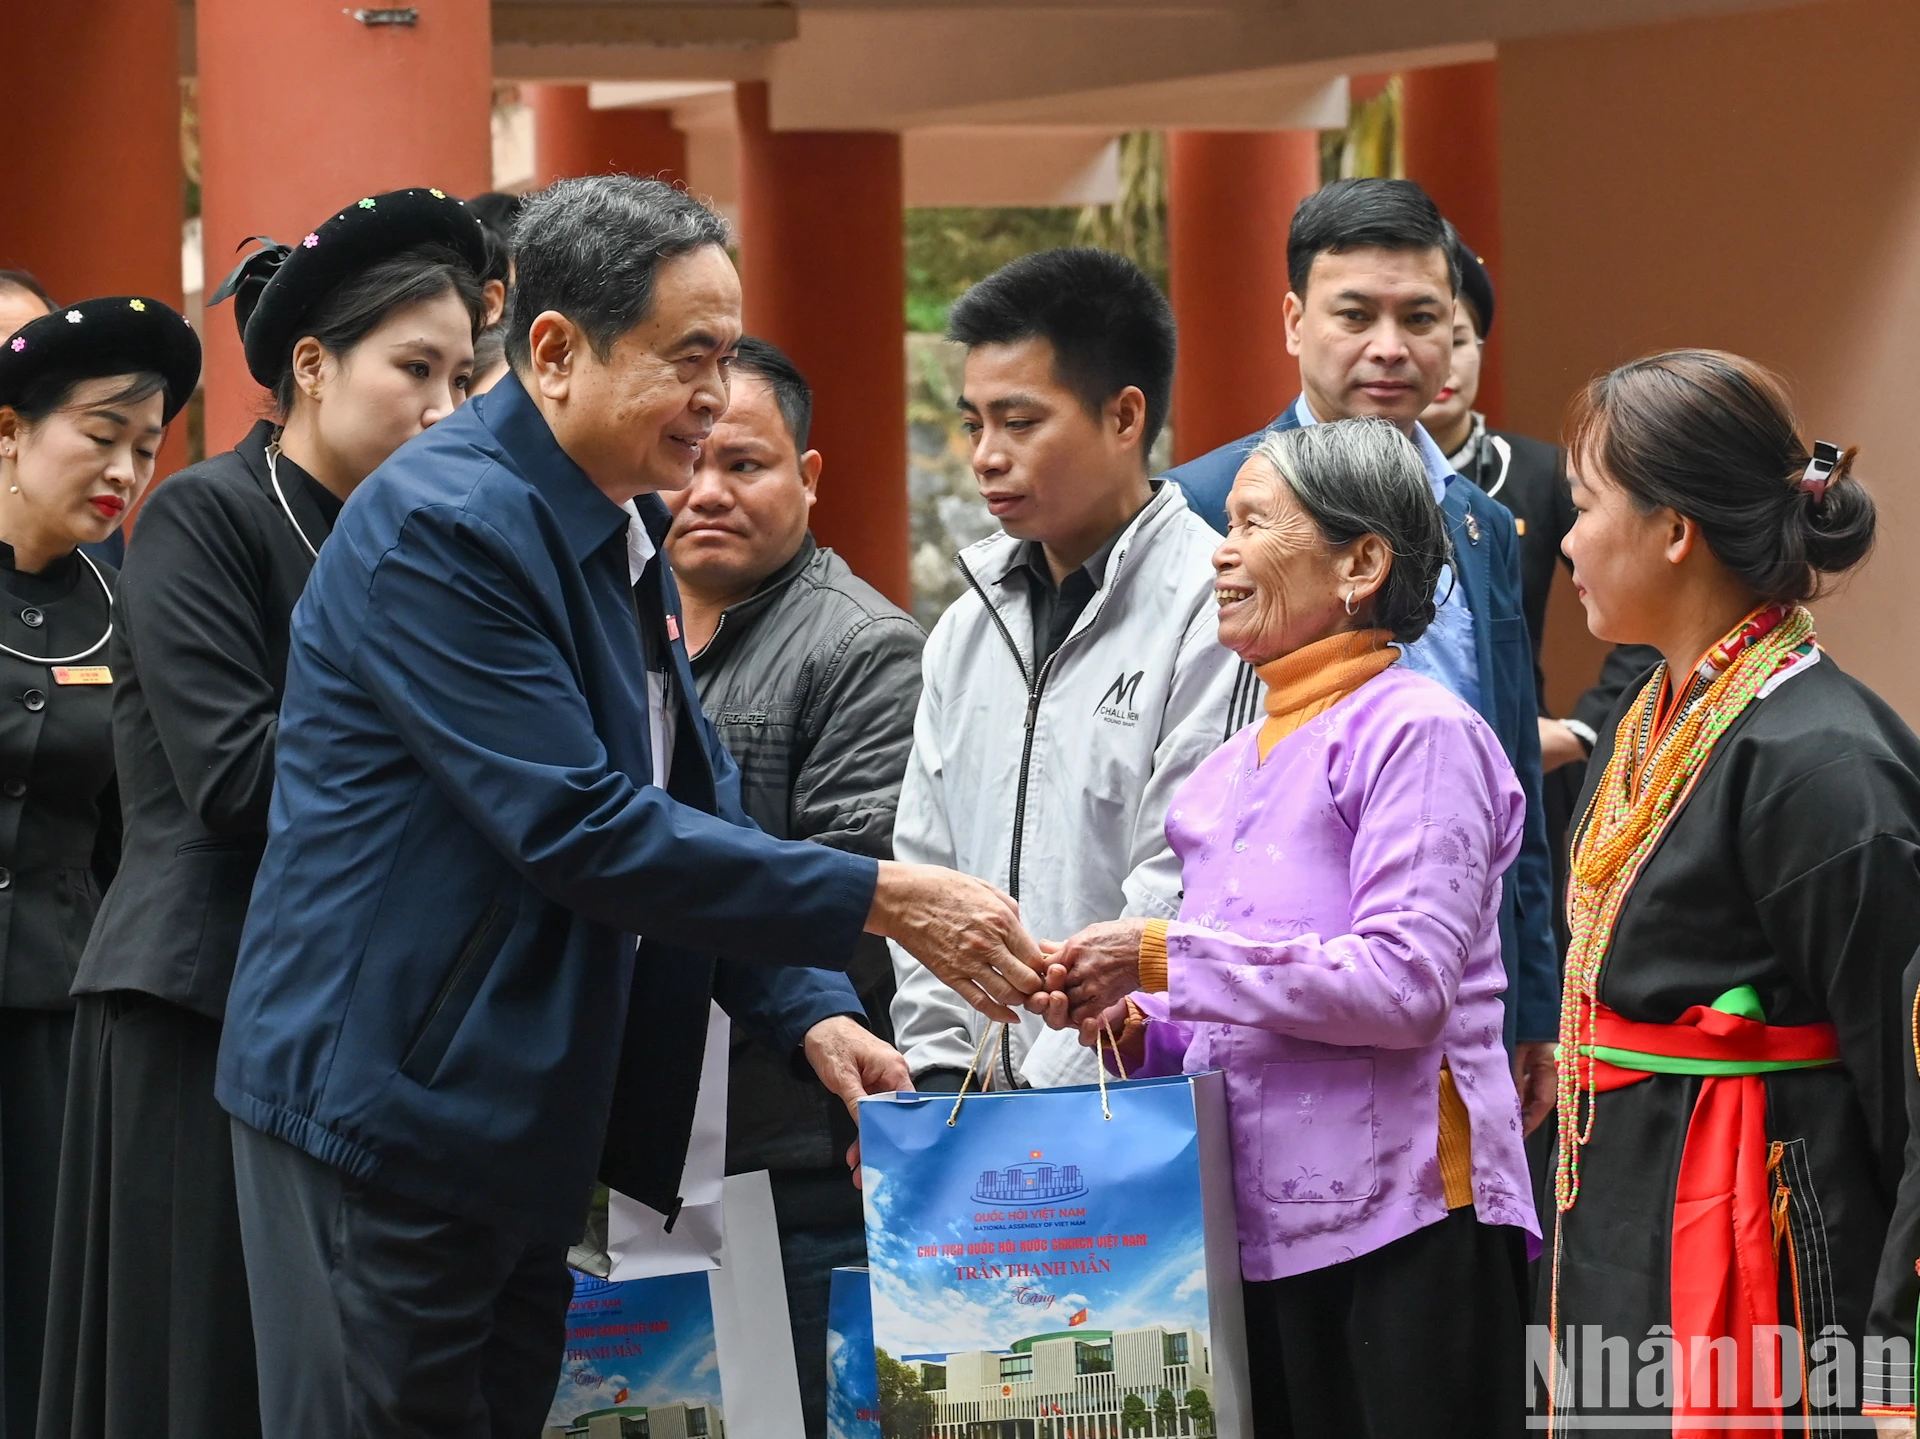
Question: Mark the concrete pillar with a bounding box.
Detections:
[734,81,909,607]
[1166,131,1320,463]
[527,86,687,188]
[1401,60,1504,425]
[197,0,493,450]
[0,0,185,475]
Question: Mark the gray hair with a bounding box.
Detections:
[1248,417,1451,644]
[504,175,730,371]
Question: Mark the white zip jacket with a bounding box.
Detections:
[889,482,1257,1089]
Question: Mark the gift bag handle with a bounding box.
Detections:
[946,1018,1128,1127]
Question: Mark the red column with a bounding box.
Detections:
[0,0,185,476]
[197,0,493,451]
[1166,131,1321,463]
[734,82,909,608]
[1401,61,1504,425]
[528,87,687,187]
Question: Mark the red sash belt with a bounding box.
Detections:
[1589,1004,1841,1438]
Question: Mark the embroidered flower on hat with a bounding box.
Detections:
[128,299,147,312]
[302,233,319,248]
[65,311,82,324]
[9,338,24,353]
[429,189,446,199]
[357,197,376,210]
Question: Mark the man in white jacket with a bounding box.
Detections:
[892,248,1252,1092]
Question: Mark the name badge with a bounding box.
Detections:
[51,666,112,686]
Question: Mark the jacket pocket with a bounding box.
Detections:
[399,903,509,1086]
[1256,1058,1378,1203]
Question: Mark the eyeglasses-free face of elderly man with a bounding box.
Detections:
[1025,415,1541,1436]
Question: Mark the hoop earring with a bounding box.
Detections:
[1343,588,1356,617]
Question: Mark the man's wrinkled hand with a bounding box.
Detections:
[803,1016,912,1191]
[866,861,1044,1024]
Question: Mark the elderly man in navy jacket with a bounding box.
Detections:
[215,177,1044,1437]
[1162,179,1559,1137]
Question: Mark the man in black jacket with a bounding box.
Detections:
[664,336,924,1439]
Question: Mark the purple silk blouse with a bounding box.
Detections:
[1131,665,1541,1281]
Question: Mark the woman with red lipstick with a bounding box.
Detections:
[35,192,485,1439]
[1543,350,1920,1433]
[0,296,198,1439]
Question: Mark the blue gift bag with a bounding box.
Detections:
[826,1267,883,1439]
[543,1269,726,1438]
[858,1071,1247,1438]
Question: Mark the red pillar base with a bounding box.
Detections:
[735,82,908,608]
[1167,131,1320,463]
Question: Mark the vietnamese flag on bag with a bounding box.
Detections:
[1068,1308,1089,1327]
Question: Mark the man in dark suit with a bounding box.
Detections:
[215,177,1046,1437]
[1161,178,1558,1136]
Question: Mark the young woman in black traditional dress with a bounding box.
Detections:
[35,191,485,1439]
[1542,349,1920,1437]
[0,297,197,1439]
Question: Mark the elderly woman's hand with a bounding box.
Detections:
[1049,919,1149,1028]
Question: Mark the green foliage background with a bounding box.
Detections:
[903,132,1169,334]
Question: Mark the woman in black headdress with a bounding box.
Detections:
[35,190,485,1439]
[0,297,197,1439]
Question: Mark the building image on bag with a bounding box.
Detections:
[971,1163,1089,1204]
[542,1400,723,1439]
[901,1325,1213,1438]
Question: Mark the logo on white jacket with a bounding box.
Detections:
[1094,671,1145,727]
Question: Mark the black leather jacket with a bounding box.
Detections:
[691,535,923,1230]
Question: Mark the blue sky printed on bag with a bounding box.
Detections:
[859,1078,1212,1359]
[546,1269,724,1430]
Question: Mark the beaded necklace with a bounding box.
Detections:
[1552,602,1816,1213]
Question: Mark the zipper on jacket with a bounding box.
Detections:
[417,902,504,1039]
[954,555,1075,1092]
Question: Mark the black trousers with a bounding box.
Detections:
[231,1120,574,1439]
[0,1008,68,1439]
[1243,1207,1529,1439]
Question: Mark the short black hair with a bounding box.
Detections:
[1287,179,1460,298]
[946,248,1176,463]
[0,269,56,313]
[466,192,526,288]
[506,176,730,372]
[273,243,485,417]
[730,336,813,452]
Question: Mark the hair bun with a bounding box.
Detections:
[1800,444,1875,576]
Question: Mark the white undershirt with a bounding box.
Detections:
[624,501,676,790]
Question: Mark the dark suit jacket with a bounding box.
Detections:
[73,422,335,1016]
[216,376,874,1241]
[1163,404,1560,1044]
[0,548,119,1008]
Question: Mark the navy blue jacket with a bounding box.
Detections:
[216,376,877,1241]
[1163,405,1560,1045]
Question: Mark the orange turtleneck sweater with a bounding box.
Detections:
[1136,624,1475,1209]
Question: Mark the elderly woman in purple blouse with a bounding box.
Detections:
[1036,417,1540,1438]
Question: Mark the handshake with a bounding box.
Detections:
[866,860,1152,1044]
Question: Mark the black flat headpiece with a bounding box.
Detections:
[0,296,202,424]
[210,186,488,388]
